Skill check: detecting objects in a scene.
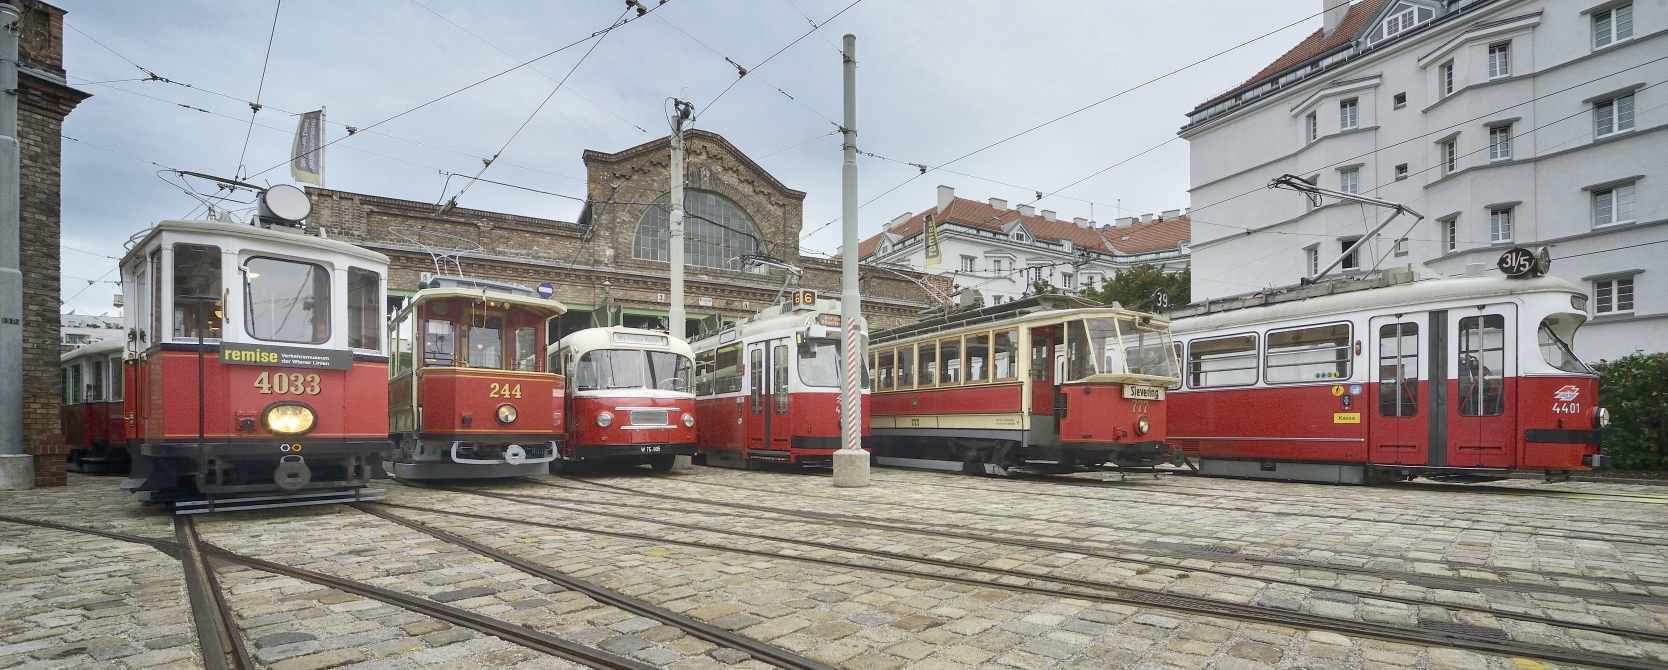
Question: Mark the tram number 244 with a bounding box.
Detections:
[254,371,321,395]
[489,383,523,398]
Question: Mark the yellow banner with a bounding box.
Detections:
[923,213,941,265]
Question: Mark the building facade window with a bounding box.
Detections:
[1593,4,1633,49]
[1306,245,1320,278]
[1340,99,1358,130]
[960,255,976,272]
[1339,168,1359,194]
[1060,272,1074,289]
[1340,238,1360,270]
[635,190,762,270]
[1595,276,1634,313]
[1393,92,1407,109]
[1395,164,1409,180]
[1488,125,1511,161]
[1595,94,1635,137]
[990,259,1003,273]
[1440,61,1454,97]
[1488,43,1510,78]
[1443,140,1458,174]
[1594,183,1636,227]
[1489,207,1513,243]
[1306,112,1318,143]
[1444,218,1458,252]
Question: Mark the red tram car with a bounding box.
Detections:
[547,327,696,471]
[60,338,131,473]
[115,216,394,505]
[1168,268,1609,484]
[868,295,1185,475]
[383,277,568,479]
[691,294,870,468]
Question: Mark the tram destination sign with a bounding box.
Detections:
[220,343,353,370]
[1497,247,1537,277]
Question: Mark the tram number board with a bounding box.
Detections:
[1123,385,1164,401]
[791,290,817,307]
[1498,247,1536,277]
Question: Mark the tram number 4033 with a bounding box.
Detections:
[254,371,321,395]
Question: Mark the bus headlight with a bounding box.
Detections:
[1596,407,1610,428]
[1136,415,1151,435]
[264,403,317,436]
[596,411,613,427]
[496,404,518,425]
[682,413,695,428]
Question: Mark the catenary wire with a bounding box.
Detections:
[697,0,864,120]
[234,0,284,181]
[653,11,840,129]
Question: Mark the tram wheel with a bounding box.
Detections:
[649,455,676,472]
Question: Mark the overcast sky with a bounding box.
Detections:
[55,0,1320,315]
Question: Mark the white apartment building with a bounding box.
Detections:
[855,186,1191,306]
[60,310,123,352]
[1181,0,1664,361]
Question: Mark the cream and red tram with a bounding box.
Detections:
[691,294,869,467]
[1168,268,1608,484]
[117,218,393,503]
[548,327,696,471]
[868,294,1184,475]
[60,338,131,473]
[384,277,567,479]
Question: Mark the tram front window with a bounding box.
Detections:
[1124,324,1179,379]
[799,338,843,388]
[647,351,693,392]
[245,257,330,344]
[1538,316,1591,374]
[574,350,646,390]
[468,316,504,368]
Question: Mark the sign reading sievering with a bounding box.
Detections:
[220,343,353,370]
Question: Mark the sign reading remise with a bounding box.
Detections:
[220,343,353,370]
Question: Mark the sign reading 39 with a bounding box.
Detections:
[254,371,321,395]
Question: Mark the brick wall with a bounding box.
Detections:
[15,2,88,485]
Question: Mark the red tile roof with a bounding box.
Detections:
[855,196,1190,260]
[1195,0,1389,111]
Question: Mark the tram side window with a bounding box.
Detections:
[424,320,456,366]
[715,345,742,394]
[919,343,937,386]
[695,349,717,396]
[1187,334,1259,387]
[109,357,124,400]
[347,268,382,351]
[515,327,538,371]
[966,333,990,383]
[391,315,414,375]
[750,348,764,412]
[774,344,790,413]
[88,359,104,402]
[245,257,330,344]
[993,330,1018,380]
[1264,323,1351,383]
[1537,317,1591,373]
[877,350,895,390]
[69,364,82,404]
[1458,315,1506,416]
[173,245,222,340]
[939,337,962,385]
[1066,320,1094,381]
[1126,323,1180,379]
[897,346,915,388]
[1378,323,1419,417]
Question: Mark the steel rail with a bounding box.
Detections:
[0,514,653,670]
[530,478,1668,630]
[399,490,1668,670]
[351,502,838,670]
[176,517,254,670]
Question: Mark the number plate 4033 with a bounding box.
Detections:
[255,371,321,395]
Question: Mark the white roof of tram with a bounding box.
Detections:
[121,219,390,267]
[1171,274,1586,334]
[61,337,125,363]
[553,326,694,357]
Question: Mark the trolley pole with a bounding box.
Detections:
[667,100,692,340]
[0,4,32,491]
[832,33,869,488]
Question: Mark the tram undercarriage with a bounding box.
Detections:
[873,434,1184,476]
[384,437,557,479]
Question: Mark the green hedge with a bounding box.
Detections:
[1594,352,1668,470]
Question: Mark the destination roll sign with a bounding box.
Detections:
[1497,246,1552,278]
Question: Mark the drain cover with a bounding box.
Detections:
[1418,620,1510,640]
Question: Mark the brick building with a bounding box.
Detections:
[15,1,90,486]
[307,130,943,335]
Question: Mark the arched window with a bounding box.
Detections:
[634,190,762,270]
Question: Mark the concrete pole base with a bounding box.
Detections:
[672,455,693,470]
[831,449,870,487]
[0,454,33,491]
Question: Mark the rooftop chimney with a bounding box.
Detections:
[1114,216,1137,228]
[1016,204,1036,217]
[1322,0,1350,38]
[1161,209,1181,221]
[1141,213,1155,224]
[936,185,955,215]
[989,197,1008,210]
[1041,210,1056,221]
[1073,217,1089,228]
[885,211,912,231]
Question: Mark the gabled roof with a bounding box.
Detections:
[856,196,1190,260]
[1195,0,1390,113]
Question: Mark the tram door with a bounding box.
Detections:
[746,339,792,454]
[1447,306,1516,468]
[1369,316,1427,465]
[1028,327,1059,443]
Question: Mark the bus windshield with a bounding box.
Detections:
[574,349,693,392]
[647,351,694,392]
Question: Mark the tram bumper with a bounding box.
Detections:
[125,439,392,494]
[1583,453,1611,468]
[571,443,697,461]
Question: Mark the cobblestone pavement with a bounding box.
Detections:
[1,470,1666,670]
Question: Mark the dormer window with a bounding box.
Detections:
[1011,231,1027,242]
[1371,2,1435,43]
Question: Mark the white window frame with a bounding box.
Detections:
[1593,183,1636,227]
[1595,94,1635,137]
[1443,217,1458,252]
[960,255,977,273]
[1488,124,1511,161]
[1305,244,1320,278]
[1384,6,1417,38]
[1340,238,1361,271]
[1393,92,1407,110]
[1489,207,1513,243]
[989,258,1003,273]
[1593,4,1634,50]
[1339,167,1359,194]
[1487,43,1510,79]
[1340,99,1358,131]
[1440,61,1455,97]
[1594,276,1635,314]
[1060,272,1074,289]
[1443,140,1458,174]
[1395,164,1409,180]
[1307,112,1318,143]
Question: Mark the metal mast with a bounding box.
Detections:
[668,99,692,339]
[833,34,869,487]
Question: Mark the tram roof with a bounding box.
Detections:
[1169,272,1585,334]
[61,337,125,363]
[121,219,391,267]
[554,326,694,357]
[399,286,568,320]
[871,294,1164,346]
[689,298,859,348]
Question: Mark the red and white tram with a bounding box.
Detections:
[60,338,131,473]
[548,327,696,471]
[868,295,1185,475]
[115,215,394,503]
[1168,268,1609,484]
[691,293,869,468]
[383,277,567,479]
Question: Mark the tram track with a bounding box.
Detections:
[176,517,255,670]
[0,514,657,670]
[388,487,1668,670]
[644,473,1668,590]
[536,477,1668,610]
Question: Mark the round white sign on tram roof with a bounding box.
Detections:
[263,184,313,221]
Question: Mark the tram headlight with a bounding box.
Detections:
[1596,407,1610,428]
[596,411,614,428]
[682,413,695,428]
[1135,415,1151,435]
[496,403,518,425]
[263,403,316,436]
